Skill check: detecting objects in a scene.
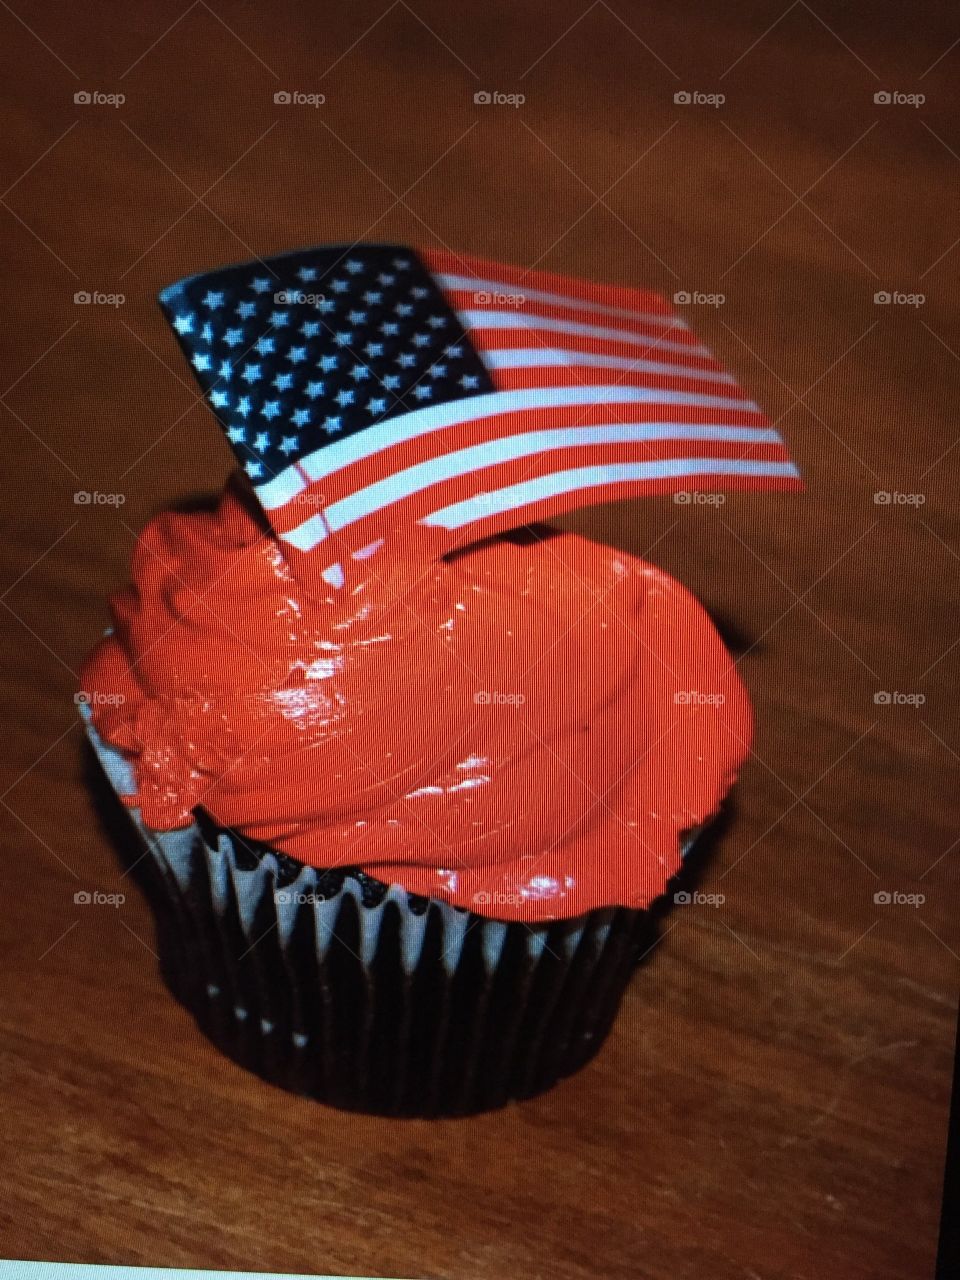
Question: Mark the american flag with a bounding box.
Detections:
[159,245,800,580]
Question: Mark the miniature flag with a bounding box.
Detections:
[159,244,800,573]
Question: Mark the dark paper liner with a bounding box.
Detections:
[84,716,694,1117]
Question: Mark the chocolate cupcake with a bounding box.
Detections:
[79,244,800,1114]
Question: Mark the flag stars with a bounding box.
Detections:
[382,374,401,391]
[297,266,318,282]
[301,321,320,338]
[333,331,354,347]
[255,336,276,356]
[460,374,480,389]
[330,279,349,293]
[413,385,433,400]
[317,298,336,313]
[412,333,432,347]
[395,303,413,317]
[236,300,257,319]
[367,397,387,415]
[253,430,271,451]
[226,425,245,443]
[336,389,355,407]
[241,363,262,384]
[377,273,396,286]
[429,363,447,379]
[236,396,252,417]
[217,359,233,380]
[319,355,338,372]
[279,435,299,454]
[344,259,364,274]
[273,372,294,391]
[223,327,245,347]
[201,322,214,344]
[396,352,416,368]
[250,277,272,294]
[192,352,212,372]
[445,344,464,358]
[350,364,371,381]
[380,321,399,336]
[261,401,281,421]
[269,310,291,328]
[392,256,411,269]
[323,415,341,432]
[173,313,195,335]
[410,286,429,299]
[347,310,368,325]
[286,345,308,364]
[365,342,384,358]
[305,381,325,398]
[202,290,225,309]
[362,290,383,305]
[210,390,230,409]
[245,460,264,478]
[292,407,311,428]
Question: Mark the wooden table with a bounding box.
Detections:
[1,2,956,1277]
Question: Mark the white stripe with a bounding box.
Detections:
[278,432,789,552]
[424,459,802,530]
[486,346,734,384]
[459,310,708,357]
[254,385,761,509]
[435,270,687,330]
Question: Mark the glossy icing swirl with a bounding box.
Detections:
[81,479,752,921]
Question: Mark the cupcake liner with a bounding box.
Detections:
[82,711,699,1116]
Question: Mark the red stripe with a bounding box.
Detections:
[421,247,678,320]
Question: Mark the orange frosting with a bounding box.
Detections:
[81,479,752,921]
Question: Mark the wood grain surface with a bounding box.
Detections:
[1,3,958,1278]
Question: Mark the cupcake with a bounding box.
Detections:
[80,244,800,1115]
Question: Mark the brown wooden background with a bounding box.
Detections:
[1,2,958,1277]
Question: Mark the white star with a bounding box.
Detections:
[330,279,349,293]
[395,303,413,317]
[380,321,399,336]
[445,344,464,358]
[236,396,252,417]
[333,332,354,347]
[382,374,401,390]
[320,355,338,371]
[292,407,311,427]
[377,273,396,286]
[392,256,411,269]
[344,259,363,274]
[323,414,341,431]
[410,286,429,299]
[298,266,318,282]
[222,327,244,346]
[245,460,263,478]
[365,342,384,358]
[305,381,324,398]
[301,321,320,338]
[396,352,416,368]
[241,363,262,384]
[412,333,431,347]
[279,435,298,454]
[273,372,294,391]
[226,425,245,443]
[210,390,230,409]
[426,315,448,329]
[250,277,272,294]
[429,363,447,379]
[254,431,271,451]
[367,397,387,415]
[287,346,308,363]
[237,301,257,319]
[413,385,433,400]
[460,374,480,389]
[261,401,281,421]
[350,364,371,381]
[192,352,212,372]
[217,360,233,380]
[269,310,290,328]
[336,389,355,407]
[347,310,368,325]
[317,298,336,313]
[362,291,383,305]
[202,290,225,309]
[255,336,275,355]
[173,313,194,335]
